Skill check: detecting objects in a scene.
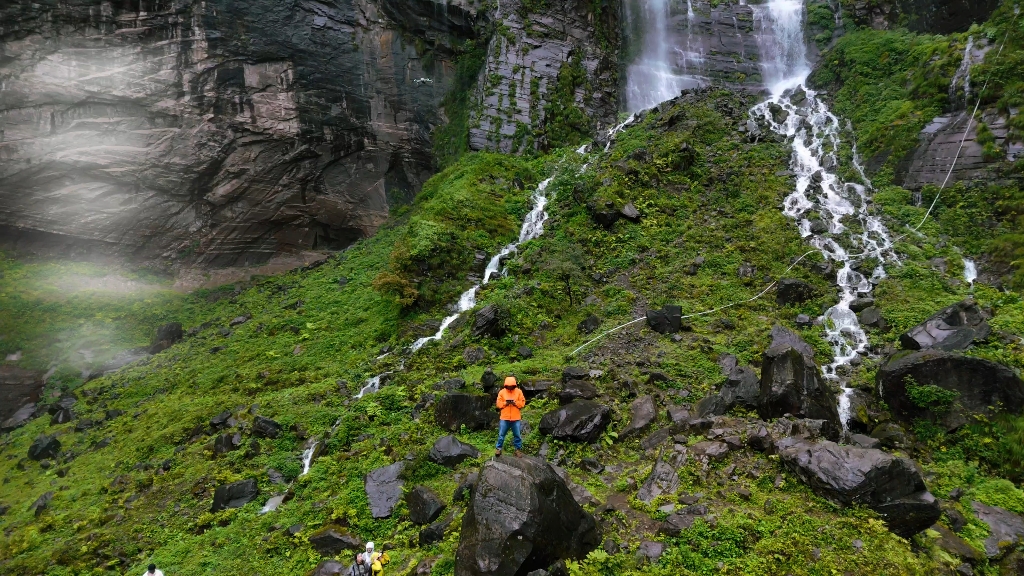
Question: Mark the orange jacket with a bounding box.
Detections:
[496,378,526,421]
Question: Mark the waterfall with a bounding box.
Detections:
[355,373,385,399]
[624,0,703,113]
[300,440,319,476]
[963,257,977,286]
[949,36,975,109]
[751,0,897,431]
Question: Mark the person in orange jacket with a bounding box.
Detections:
[495,376,526,457]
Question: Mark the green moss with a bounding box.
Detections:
[433,40,489,169]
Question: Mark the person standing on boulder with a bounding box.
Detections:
[495,376,526,457]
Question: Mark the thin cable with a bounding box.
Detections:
[570,250,819,356]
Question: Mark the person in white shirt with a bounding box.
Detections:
[144,564,164,576]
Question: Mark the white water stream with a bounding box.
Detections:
[748,0,898,429]
[624,0,704,113]
[963,257,977,286]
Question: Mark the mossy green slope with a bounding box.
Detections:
[1,85,1023,576]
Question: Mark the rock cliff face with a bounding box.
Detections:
[0,0,486,266]
[847,0,1001,34]
[467,0,620,153]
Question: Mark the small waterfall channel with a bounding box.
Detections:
[749,0,897,429]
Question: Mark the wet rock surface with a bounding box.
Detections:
[429,435,481,467]
[776,437,940,536]
[309,527,363,556]
[971,501,1024,559]
[0,366,44,423]
[878,350,1024,430]
[539,400,610,443]
[899,300,991,351]
[365,462,405,519]
[406,485,446,525]
[211,479,258,512]
[455,456,600,576]
[758,327,842,439]
[434,393,499,432]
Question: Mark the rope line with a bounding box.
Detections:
[571,10,1019,356]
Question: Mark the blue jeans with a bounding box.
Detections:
[496,419,522,450]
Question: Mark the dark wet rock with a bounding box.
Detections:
[878,350,1024,430]
[434,393,499,432]
[480,368,500,394]
[870,422,909,448]
[453,473,479,503]
[516,346,534,359]
[696,365,760,417]
[590,203,621,228]
[455,456,600,576]
[267,469,286,485]
[849,434,881,449]
[28,435,61,461]
[1000,550,1024,574]
[667,405,691,425]
[646,305,682,335]
[150,322,184,354]
[641,427,674,451]
[520,380,553,399]
[562,367,589,382]
[658,512,702,537]
[1,402,37,432]
[229,315,250,327]
[309,527,363,555]
[849,0,999,35]
[931,523,982,562]
[472,304,505,338]
[211,479,258,512]
[577,315,600,334]
[795,313,813,327]
[850,297,876,313]
[47,395,77,415]
[252,416,282,439]
[429,435,481,467]
[738,262,756,279]
[464,346,487,364]
[434,377,466,392]
[539,401,610,443]
[419,515,454,546]
[558,380,598,404]
[776,437,940,537]
[619,395,657,440]
[899,300,991,351]
[214,433,242,455]
[691,441,729,461]
[859,307,888,330]
[845,389,876,434]
[210,410,233,429]
[971,501,1024,559]
[759,326,842,439]
[776,278,815,306]
[29,491,53,517]
[580,457,604,474]
[105,409,125,420]
[365,462,405,519]
[407,485,446,525]
[638,450,684,503]
[310,560,346,576]
[50,407,74,425]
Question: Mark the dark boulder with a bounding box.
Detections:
[776,279,815,306]
[429,435,481,467]
[29,491,53,517]
[1,403,37,432]
[619,395,657,440]
[562,367,589,382]
[858,306,888,330]
[775,437,940,537]
[646,305,682,335]
[637,450,684,503]
[211,479,258,512]
[577,315,600,334]
[516,346,533,359]
[590,202,620,228]
[252,416,282,439]
[455,456,600,576]
[539,401,610,443]
[365,462,405,518]
[214,433,241,455]
[465,346,487,364]
[150,322,184,354]
[309,527,363,555]
[696,366,760,417]
[434,393,499,432]
[28,435,61,461]
[472,304,505,338]
[480,368,500,394]
[520,380,553,399]
[849,297,875,313]
[877,350,1024,430]
[971,501,1024,559]
[419,516,453,546]
[557,380,598,404]
[620,202,641,221]
[310,560,346,576]
[50,408,74,425]
[758,326,842,440]
[900,300,991,352]
[406,485,446,525]
[435,378,466,392]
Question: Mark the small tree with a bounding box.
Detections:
[539,241,587,307]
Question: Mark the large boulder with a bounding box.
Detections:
[308,527,363,555]
[150,322,184,353]
[539,401,610,443]
[646,305,682,335]
[472,304,505,338]
[434,393,499,432]
[211,479,258,512]
[365,462,405,518]
[429,435,481,467]
[1,402,37,432]
[406,485,446,525]
[455,456,600,576]
[899,300,990,351]
[776,278,815,306]
[557,380,598,404]
[971,501,1024,559]
[775,437,940,537]
[758,326,841,440]
[252,416,282,439]
[28,435,61,461]
[619,395,657,440]
[877,350,1024,430]
[637,450,684,503]
[696,366,760,417]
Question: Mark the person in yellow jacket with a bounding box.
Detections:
[495,376,526,457]
[361,542,389,576]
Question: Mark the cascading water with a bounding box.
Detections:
[963,257,977,287]
[300,440,319,476]
[624,0,703,113]
[750,0,897,430]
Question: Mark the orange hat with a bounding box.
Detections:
[503,376,517,387]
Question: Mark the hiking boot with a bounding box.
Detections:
[515,450,523,458]
[495,448,502,457]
